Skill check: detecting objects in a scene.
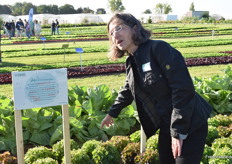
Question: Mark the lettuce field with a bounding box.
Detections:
[0,23,231,163]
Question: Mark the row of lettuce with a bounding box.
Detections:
[0,66,231,163]
[1,24,232,44]
[1,37,232,74]
[2,114,231,164]
[3,38,232,58]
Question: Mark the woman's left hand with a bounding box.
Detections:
[171,137,183,159]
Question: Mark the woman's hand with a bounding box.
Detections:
[171,137,183,159]
[101,114,114,128]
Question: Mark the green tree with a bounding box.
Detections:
[37,5,51,14]
[83,7,94,14]
[155,3,164,14]
[21,2,35,15]
[155,3,172,14]
[0,5,12,14]
[49,5,59,14]
[108,0,125,13]
[10,2,36,15]
[37,5,59,14]
[59,4,76,14]
[76,7,84,13]
[143,9,152,14]
[189,2,195,11]
[163,3,172,14]
[11,2,24,16]
[96,8,106,14]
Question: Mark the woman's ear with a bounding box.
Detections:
[133,25,139,33]
[133,25,137,30]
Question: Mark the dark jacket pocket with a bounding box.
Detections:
[143,71,171,98]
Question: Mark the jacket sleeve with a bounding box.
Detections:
[16,23,19,29]
[108,78,134,118]
[152,41,196,139]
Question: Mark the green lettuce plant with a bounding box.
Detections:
[130,130,140,143]
[108,136,131,152]
[134,149,159,164]
[68,149,93,164]
[52,139,79,162]
[121,142,140,164]
[201,144,214,164]
[209,147,232,164]
[92,142,120,164]
[146,134,159,150]
[206,125,219,146]
[32,157,58,164]
[24,146,54,164]
[81,140,101,158]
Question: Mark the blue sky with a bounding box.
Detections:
[2,0,232,19]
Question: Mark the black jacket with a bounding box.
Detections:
[16,21,24,30]
[108,40,212,138]
[5,23,12,30]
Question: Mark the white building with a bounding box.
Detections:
[0,14,111,25]
[139,14,178,23]
[0,13,177,25]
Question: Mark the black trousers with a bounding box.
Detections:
[158,122,208,164]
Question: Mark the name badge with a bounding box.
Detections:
[142,62,151,72]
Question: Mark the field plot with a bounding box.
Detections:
[0,23,231,163]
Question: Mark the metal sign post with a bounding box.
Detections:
[66,32,71,42]
[212,30,215,39]
[62,44,69,62]
[75,48,84,70]
[40,37,46,49]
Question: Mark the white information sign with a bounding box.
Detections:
[12,68,68,110]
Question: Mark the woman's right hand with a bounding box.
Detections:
[101,114,114,128]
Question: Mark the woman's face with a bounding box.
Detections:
[109,18,137,54]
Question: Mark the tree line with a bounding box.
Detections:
[0,0,174,16]
[0,2,106,16]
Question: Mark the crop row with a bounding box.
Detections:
[2,30,232,44]
[2,24,232,44]
[2,38,232,59]
[0,56,231,85]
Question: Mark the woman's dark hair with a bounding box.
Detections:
[107,13,151,60]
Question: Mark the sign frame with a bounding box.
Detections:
[12,68,71,164]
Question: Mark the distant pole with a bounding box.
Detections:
[62,44,69,62]
[212,30,215,39]
[80,53,82,69]
[40,37,46,49]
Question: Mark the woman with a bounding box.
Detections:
[34,20,41,38]
[101,13,212,164]
[25,22,31,39]
[55,19,60,35]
